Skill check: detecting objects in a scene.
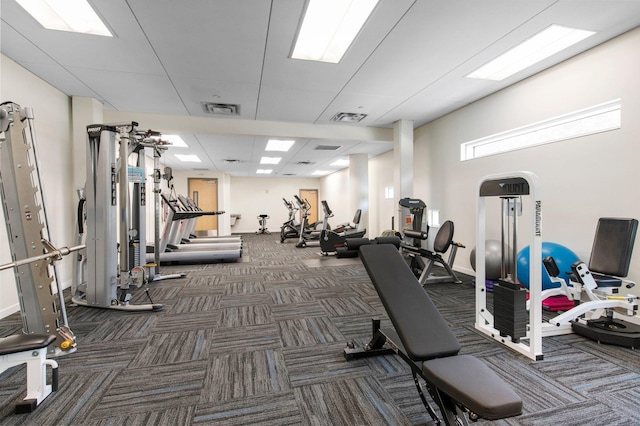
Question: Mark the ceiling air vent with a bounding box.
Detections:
[314,145,341,151]
[223,159,241,164]
[201,102,240,116]
[331,112,367,123]
[282,173,297,176]
[296,161,315,165]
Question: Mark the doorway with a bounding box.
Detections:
[299,189,318,226]
[188,178,218,232]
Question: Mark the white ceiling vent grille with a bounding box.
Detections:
[296,161,315,165]
[202,102,240,115]
[314,145,341,151]
[331,112,367,123]
[223,159,241,164]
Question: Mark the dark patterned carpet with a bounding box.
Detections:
[1,233,639,425]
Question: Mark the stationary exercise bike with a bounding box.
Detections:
[319,201,367,254]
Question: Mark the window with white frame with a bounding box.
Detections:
[460,99,621,161]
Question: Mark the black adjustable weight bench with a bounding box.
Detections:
[345,244,522,425]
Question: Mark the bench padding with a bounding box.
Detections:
[422,355,523,420]
[360,244,461,360]
[0,334,56,356]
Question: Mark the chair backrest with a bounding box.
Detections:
[433,220,454,254]
[352,209,362,225]
[589,217,638,277]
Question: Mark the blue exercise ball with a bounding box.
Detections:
[517,242,579,290]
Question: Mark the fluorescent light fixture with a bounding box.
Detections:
[266,139,295,152]
[175,154,201,163]
[16,0,112,37]
[162,134,188,148]
[330,159,349,167]
[257,169,273,174]
[312,170,330,176]
[467,25,595,81]
[260,157,282,165]
[291,0,379,63]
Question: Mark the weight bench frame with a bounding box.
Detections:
[0,334,58,413]
[345,244,522,425]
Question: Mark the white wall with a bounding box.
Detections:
[320,169,350,230]
[229,176,321,234]
[368,151,395,237]
[319,152,397,239]
[0,55,74,318]
[414,27,640,297]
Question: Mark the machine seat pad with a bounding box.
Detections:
[422,355,523,420]
[359,244,461,360]
[0,334,56,356]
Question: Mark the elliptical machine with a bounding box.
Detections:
[319,201,367,255]
[280,198,300,242]
[295,195,326,248]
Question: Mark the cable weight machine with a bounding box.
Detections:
[0,102,77,355]
[72,122,169,311]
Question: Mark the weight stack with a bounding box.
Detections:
[493,280,527,343]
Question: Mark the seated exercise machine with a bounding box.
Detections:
[402,220,465,285]
[397,198,466,284]
[345,244,522,425]
[476,172,638,360]
[256,214,270,234]
[319,201,367,255]
[541,218,639,348]
[398,197,430,275]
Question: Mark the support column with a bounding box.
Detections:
[71,97,103,190]
[393,119,414,227]
[349,153,368,231]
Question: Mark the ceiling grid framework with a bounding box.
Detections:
[2,0,640,176]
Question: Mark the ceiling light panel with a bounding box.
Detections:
[260,157,281,164]
[266,139,295,151]
[291,0,379,63]
[175,154,201,162]
[467,25,595,81]
[16,0,112,36]
[331,159,349,166]
[162,134,188,147]
[257,169,273,174]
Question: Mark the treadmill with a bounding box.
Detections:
[147,194,242,263]
[177,195,242,244]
